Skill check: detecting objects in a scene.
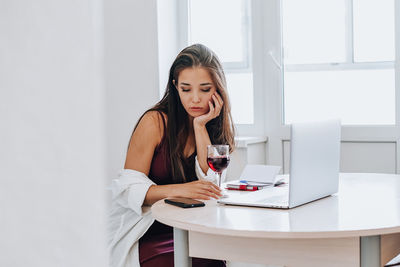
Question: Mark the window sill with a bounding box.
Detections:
[234,136,268,148]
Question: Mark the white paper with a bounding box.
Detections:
[239,164,282,184]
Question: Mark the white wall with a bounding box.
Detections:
[157,0,182,97]
[104,0,160,179]
[0,1,107,266]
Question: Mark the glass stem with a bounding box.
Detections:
[217,172,222,188]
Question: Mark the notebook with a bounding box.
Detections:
[218,119,341,209]
[226,165,283,191]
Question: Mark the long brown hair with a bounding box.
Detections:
[131,44,235,183]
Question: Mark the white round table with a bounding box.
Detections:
[151,173,400,267]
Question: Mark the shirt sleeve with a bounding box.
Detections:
[110,169,156,216]
[194,155,227,185]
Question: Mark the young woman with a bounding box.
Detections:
[109,44,235,267]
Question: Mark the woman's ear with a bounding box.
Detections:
[173,79,177,89]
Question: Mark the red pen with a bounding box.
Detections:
[225,184,260,191]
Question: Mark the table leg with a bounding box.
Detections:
[360,236,381,267]
[173,228,192,267]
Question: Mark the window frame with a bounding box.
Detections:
[261,0,400,173]
[280,0,399,126]
[187,0,253,71]
[179,0,263,134]
[172,0,400,173]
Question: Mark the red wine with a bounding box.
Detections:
[207,156,230,173]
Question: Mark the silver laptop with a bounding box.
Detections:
[218,119,341,209]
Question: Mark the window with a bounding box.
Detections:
[188,0,254,125]
[282,0,395,125]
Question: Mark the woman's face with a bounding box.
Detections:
[175,67,217,118]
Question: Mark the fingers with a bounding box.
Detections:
[214,92,224,107]
[199,181,222,197]
[193,194,212,200]
[204,180,222,192]
[199,189,221,199]
[195,188,220,199]
[189,190,216,200]
[210,94,222,118]
[197,179,221,190]
[208,99,215,115]
[202,184,223,197]
[188,180,222,199]
[211,95,220,110]
[175,182,221,200]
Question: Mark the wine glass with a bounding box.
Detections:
[207,145,230,198]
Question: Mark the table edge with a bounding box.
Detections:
[151,211,400,238]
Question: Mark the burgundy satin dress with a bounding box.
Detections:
[138,114,225,267]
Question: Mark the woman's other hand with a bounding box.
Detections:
[171,180,223,200]
[193,93,223,128]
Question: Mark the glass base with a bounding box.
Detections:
[219,188,229,198]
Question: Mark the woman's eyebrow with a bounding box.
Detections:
[179,82,212,86]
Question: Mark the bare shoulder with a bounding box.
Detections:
[138,110,167,138]
[127,110,169,152]
[133,111,165,145]
[124,110,168,172]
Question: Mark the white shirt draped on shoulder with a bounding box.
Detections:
[108,156,225,267]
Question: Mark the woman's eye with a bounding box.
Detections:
[201,88,211,92]
[181,88,190,92]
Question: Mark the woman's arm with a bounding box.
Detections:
[193,93,224,174]
[124,111,162,174]
[125,111,221,206]
[144,180,221,205]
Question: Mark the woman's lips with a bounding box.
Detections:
[190,107,203,111]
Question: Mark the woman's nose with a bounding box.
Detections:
[192,93,200,103]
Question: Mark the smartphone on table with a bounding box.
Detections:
[164,198,205,208]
